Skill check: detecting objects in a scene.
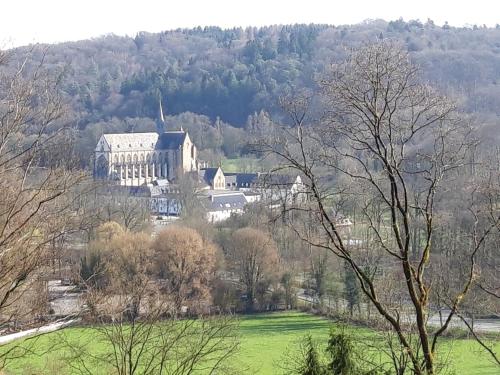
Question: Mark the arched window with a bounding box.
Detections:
[95,155,108,179]
[191,144,195,159]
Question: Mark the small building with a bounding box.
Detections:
[199,167,226,190]
[224,173,259,191]
[203,192,248,223]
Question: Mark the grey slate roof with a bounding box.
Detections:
[223,173,297,189]
[224,173,258,188]
[205,193,248,211]
[102,133,158,151]
[99,131,188,152]
[157,131,187,150]
[199,168,219,184]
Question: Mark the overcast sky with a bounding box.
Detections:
[2,0,499,47]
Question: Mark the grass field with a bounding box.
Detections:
[221,157,261,173]
[2,312,499,374]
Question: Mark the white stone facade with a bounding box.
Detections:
[94,131,198,186]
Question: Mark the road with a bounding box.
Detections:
[0,319,78,345]
[297,290,500,333]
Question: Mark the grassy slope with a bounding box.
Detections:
[221,158,261,173]
[2,312,499,374]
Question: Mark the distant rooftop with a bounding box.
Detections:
[157,131,187,150]
[102,133,158,151]
[99,130,188,151]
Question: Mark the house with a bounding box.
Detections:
[203,192,249,223]
[199,167,226,190]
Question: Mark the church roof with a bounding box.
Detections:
[157,131,187,150]
[101,133,158,152]
[98,131,191,152]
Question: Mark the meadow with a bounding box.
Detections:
[2,312,499,374]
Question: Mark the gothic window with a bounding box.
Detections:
[95,155,108,179]
[191,144,195,159]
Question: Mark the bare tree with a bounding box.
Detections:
[0,47,85,358]
[153,225,217,313]
[228,227,279,312]
[68,226,239,375]
[256,41,500,374]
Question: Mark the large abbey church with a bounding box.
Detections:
[94,102,199,186]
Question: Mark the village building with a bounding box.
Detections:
[203,192,248,223]
[198,167,226,190]
[93,102,305,222]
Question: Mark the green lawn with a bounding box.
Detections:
[221,157,261,173]
[2,312,499,374]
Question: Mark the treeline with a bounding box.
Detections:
[10,20,500,163]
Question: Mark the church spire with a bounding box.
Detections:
[159,97,165,123]
[156,97,165,133]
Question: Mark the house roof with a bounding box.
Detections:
[224,173,258,188]
[157,131,187,150]
[222,172,298,188]
[199,167,220,184]
[205,193,248,212]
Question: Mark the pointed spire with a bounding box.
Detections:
[159,97,165,123]
[156,96,165,133]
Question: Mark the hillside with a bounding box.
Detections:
[9,20,500,164]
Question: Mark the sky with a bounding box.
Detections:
[2,0,499,47]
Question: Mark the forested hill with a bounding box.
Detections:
[12,20,500,163]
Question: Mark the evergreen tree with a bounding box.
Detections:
[300,335,326,375]
[326,328,357,375]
